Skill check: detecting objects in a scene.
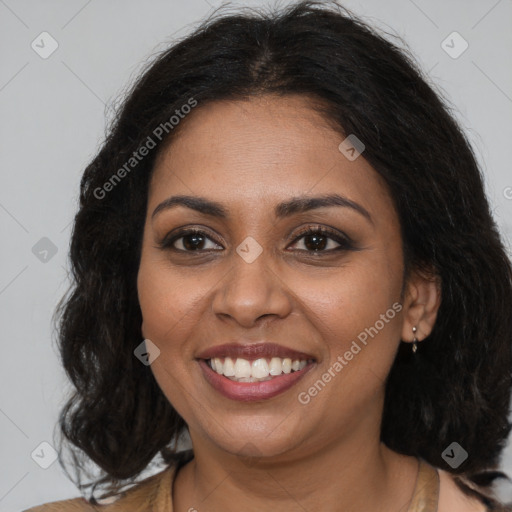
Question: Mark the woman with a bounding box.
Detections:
[26,1,512,510]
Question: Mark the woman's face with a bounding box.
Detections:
[137,94,415,461]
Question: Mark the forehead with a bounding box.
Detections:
[149,95,395,223]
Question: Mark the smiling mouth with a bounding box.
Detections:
[203,356,314,382]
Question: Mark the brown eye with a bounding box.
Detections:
[160,229,223,252]
[180,233,207,250]
[301,232,331,251]
[289,227,352,253]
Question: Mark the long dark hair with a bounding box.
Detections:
[54,0,512,503]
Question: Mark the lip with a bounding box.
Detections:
[196,342,315,362]
[198,358,315,402]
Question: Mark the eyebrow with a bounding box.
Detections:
[151,193,372,223]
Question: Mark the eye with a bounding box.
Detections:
[158,226,354,254]
[160,229,223,252]
[288,226,353,252]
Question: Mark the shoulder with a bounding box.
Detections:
[23,497,97,511]
[438,468,511,512]
[24,465,177,512]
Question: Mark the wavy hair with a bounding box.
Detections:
[54,0,512,504]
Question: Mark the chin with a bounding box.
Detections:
[194,413,310,461]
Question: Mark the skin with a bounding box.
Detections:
[136,95,483,511]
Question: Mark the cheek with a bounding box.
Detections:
[288,255,403,371]
[137,250,211,343]
[137,266,181,341]
[137,263,201,419]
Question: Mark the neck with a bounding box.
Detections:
[173,429,419,511]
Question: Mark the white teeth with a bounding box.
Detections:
[223,357,235,377]
[282,358,292,374]
[208,356,311,380]
[234,358,252,379]
[252,358,270,379]
[214,357,223,374]
[269,357,283,376]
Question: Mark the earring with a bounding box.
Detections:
[412,326,418,353]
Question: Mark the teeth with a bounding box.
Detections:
[223,357,235,377]
[234,358,252,379]
[269,357,282,376]
[208,356,311,381]
[252,358,270,379]
[214,357,223,375]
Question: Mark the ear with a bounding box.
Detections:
[401,269,441,343]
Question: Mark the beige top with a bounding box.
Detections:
[23,458,487,512]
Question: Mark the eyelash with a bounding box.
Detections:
[158,225,355,254]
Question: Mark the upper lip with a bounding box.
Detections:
[196,342,315,362]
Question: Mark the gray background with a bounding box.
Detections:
[1,0,511,510]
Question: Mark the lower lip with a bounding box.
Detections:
[198,359,314,402]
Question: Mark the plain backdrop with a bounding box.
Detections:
[1,0,511,510]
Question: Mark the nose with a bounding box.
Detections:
[211,250,293,328]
